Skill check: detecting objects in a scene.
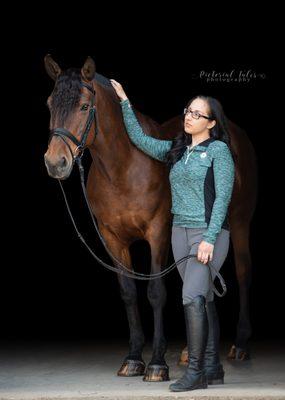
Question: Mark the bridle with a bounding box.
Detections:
[49,82,98,162]
[47,79,227,296]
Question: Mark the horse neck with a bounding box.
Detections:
[87,82,133,178]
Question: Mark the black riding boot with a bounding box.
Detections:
[169,295,208,392]
[204,300,225,384]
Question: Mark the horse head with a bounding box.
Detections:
[44,55,97,179]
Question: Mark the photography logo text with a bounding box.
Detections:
[194,69,266,83]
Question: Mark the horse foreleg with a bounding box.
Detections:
[98,227,146,376]
[228,223,252,361]
[116,271,146,376]
[143,228,170,382]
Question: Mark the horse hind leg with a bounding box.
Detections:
[227,222,252,361]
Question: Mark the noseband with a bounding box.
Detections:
[49,82,98,161]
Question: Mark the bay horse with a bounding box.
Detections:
[43,55,257,381]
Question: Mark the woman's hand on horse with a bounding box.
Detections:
[197,241,214,265]
[110,79,128,101]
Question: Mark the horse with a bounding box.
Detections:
[43,55,257,382]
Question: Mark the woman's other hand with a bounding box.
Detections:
[110,79,128,101]
[197,241,214,265]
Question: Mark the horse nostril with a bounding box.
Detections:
[59,157,67,168]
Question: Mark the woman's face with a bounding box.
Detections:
[184,98,215,135]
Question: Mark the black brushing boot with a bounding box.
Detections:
[169,295,208,392]
[204,300,225,384]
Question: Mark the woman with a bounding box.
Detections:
[110,79,235,392]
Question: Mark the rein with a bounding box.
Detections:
[49,80,227,297]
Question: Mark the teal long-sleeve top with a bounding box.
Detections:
[120,98,235,245]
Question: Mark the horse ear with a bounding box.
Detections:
[81,56,96,82]
[44,54,61,81]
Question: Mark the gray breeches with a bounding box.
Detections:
[171,226,230,304]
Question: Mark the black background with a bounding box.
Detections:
[2,15,283,347]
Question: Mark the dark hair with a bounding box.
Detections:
[165,95,236,168]
[49,69,113,126]
[50,68,82,125]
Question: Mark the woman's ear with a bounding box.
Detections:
[207,119,216,130]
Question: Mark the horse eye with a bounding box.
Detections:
[81,104,89,111]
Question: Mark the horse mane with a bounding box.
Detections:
[50,68,115,125]
[94,72,112,88]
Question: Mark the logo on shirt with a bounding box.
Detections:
[200,152,207,158]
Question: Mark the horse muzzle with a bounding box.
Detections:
[44,154,73,180]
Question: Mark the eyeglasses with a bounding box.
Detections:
[183,108,212,120]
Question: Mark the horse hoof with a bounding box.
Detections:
[117,359,146,377]
[178,345,188,366]
[227,344,250,361]
[143,364,170,382]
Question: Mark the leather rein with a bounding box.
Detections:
[48,81,227,297]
